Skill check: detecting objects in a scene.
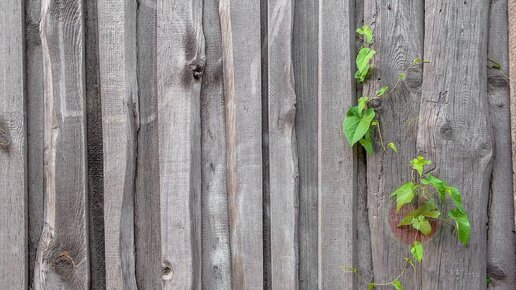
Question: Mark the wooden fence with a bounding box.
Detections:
[1,0,516,289]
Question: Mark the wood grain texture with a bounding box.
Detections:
[201,0,233,289]
[292,0,318,288]
[34,0,89,288]
[157,0,204,288]
[317,0,356,288]
[487,1,516,289]
[417,1,492,289]
[25,0,45,286]
[509,0,516,235]
[134,0,162,288]
[98,0,138,288]
[0,0,27,288]
[362,0,424,288]
[219,0,264,288]
[268,0,299,289]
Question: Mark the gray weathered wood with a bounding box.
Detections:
[362,0,424,288]
[219,0,264,288]
[25,0,45,286]
[134,0,162,288]
[201,0,233,289]
[98,0,138,288]
[268,0,299,289]
[157,0,204,288]
[318,0,356,288]
[0,0,27,288]
[292,0,318,288]
[417,1,492,289]
[487,1,516,289]
[509,0,516,234]
[34,0,89,288]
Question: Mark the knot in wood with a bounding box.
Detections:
[189,58,205,79]
[0,122,10,150]
[487,73,508,88]
[439,122,453,140]
[53,252,75,279]
[405,66,423,90]
[368,98,382,109]
[161,260,174,281]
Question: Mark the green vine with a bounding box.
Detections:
[342,26,471,289]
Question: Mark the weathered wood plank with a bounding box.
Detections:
[509,0,516,235]
[487,0,516,288]
[201,0,233,289]
[157,0,204,288]
[318,0,356,288]
[292,0,318,288]
[25,0,45,286]
[34,0,89,288]
[268,0,299,289]
[362,0,424,288]
[219,0,264,288]
[84,0,106,288]
[98,0,138,288]
[417,1,492,289]
[134,0,162,288]
[0,0,27,288]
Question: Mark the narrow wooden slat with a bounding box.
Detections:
[417,1,492,289]
[98,0,138,288]
[268,0,299,289]
[0,0,27,287]
[362,0,424,287]
[486,0,516,288]
[34,0,89,288]
[157,0,204,288]
[318,0,356,288]
[25,0,45,285]
[292,0,319,288]
[509,0,516,234]
[134,0,161,288]
[201,0,233,288]
[219,0,264,288]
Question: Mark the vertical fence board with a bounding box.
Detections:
[362,0,424,287]
[134,0,162,288]
[201,0,233,289]
[318,0,356,288]
[417,1,492,289]
[268,0,299,289]
[219,0,264,288]
[487,0,516,288]
[98,0,138,288]
[34,0,89,288]
[25,0,44,286]
[0,0,27,288]
[157,0,204,288]
[509,0,516,233]
[293,0,318,288]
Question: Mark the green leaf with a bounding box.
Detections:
[343,107,375,146]
[390,182,416,212]
[392,279,403,290]
[357,96,368,115]
[387,142,398,153]
[412,58,431,65]
[446,186,464,212]
[421,174,446,202]
[355,48,376,83]
[449,208,470,246]
[411,216,432,236]
[398,201,440,226]
[410,241,423,263]
[356,25,373,44]
[359,130,374,156]
[368,282,375,290]
[375,86,388,97]
[399,72,406,80]
[410,156,432,176]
